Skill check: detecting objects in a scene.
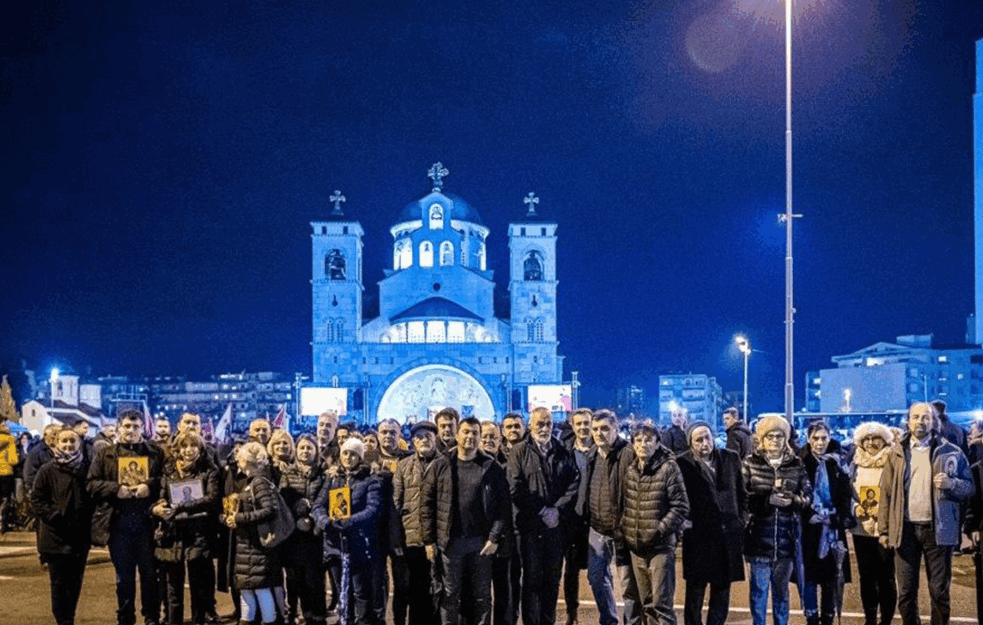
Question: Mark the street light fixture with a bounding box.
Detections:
[735,336,751,421]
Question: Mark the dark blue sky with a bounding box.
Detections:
[2,0,981,412]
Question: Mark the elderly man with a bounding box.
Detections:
[316,411,340,467]
[393,421,440,625]
[25,423,62,492]
[664,407,689,455]
[507,407,580,625]
[879,402,973,625]
[676,421,746,625]
[378,418,410,473]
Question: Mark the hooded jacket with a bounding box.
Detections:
[878,433,973,548]
[620,444,690,555]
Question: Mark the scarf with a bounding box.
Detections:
[852,444,890,469]
[55,447,85,473]
[811,454,836,560]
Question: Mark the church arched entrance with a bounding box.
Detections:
[376,364,495,424]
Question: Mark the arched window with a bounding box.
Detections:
[476,242,486,271]
[535,318,545,342]
[326,320,335,343]
[394,239,412,269]
[440,241,454,266]
[429,204,444,230]
[524,251,544,281]
[526,318,535,342]
[335,318,345,342]
[325,249,346,280]
[419,241,434,268]
[331,375,340,388]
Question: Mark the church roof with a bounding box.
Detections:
[396,192,484,226]
[389,297,483,323]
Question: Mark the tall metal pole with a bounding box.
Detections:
[783,0,795,423]
[743,350,750,422]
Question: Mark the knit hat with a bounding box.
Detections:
[754,414,791,440]
[340,437,365,460]
[410,421,437,438]
[686,421,713,443]
[852,421,893,447]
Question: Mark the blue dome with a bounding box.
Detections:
[396,192,484,226]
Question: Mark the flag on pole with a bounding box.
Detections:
[215,403,233,445]
[201,418,214,442]
[272,404,286,430]
[142,400,154,438]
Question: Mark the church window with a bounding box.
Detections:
[426,321,446,343]
[343,226,348,234]
[520,227,526,236]
[325,249,346,280]
[336,319,345,342]
[524,251,544,281]
[419,241,434,268]
[440,241,454,266]
[541,227,547,236]
[448,321,465,343]
[331,375,340,388]
[477,242,486,271]
[394,239,413,270]
[408,321,425,343]
[429,204,444,230]
[535,318,544,342]
[526,318,535,343]
[326,320,335,343]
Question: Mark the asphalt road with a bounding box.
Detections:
[1,530,979,624]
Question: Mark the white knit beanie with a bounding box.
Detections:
[340,437,365,460]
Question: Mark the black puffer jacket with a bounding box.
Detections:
[743,449,812,560]
[422,450,511,551]
[155,456,220,562]
[278,463,326,567]
[233,474,282,589]
[620,445,690,555]
[507,437,580,534]
[31,458,92,555]
[393,450,437,548]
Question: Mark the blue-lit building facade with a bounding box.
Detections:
[310,165,564,425]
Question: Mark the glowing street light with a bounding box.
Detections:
[735,336,751,421]
[49,367,60,407]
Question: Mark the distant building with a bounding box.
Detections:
[147,372,295,432]
[615,385,647,417]
[22,373,105,436]
[805,334,983,422]
[310,164,565,425]
[657,373,724,432]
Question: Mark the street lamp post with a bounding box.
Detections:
[736,337,750,421]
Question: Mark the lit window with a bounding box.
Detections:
[448,321,465,343]
[477,242,486,270]
[535,318,544,342]
[426,321,446,343]
[429,204,444,229]
[419,241,434,267]
[526,318,535,342]
[394,239,413,270]
[408,321,425,343]
[440,241,454,266]
[938,355,949,363]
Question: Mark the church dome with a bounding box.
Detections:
[396,192,484,227]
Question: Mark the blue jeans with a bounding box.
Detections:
[747,557,793,625]
[586,528,641,625]
[630,548,676,625]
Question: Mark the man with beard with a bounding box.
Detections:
[676,421,746,625]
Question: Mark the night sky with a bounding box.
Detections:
[3,0,981,413]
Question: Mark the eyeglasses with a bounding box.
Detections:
[763,432,786,441]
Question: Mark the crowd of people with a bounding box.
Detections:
[8,397,983,625]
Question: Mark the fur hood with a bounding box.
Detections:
[852,421,893,447]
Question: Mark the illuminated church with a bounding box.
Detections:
[311,163,564,424]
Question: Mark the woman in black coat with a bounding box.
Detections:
[224,441,283,625]
[152,431,220,625]
[278,434,328,625]
[30,426,92,625]
[799,422,853,625]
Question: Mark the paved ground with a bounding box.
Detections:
[1,530,980,624]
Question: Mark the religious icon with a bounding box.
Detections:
[856,486,879,520]
[118,457,149,487]
[329,486,351,521]
[223,493,240,518]
[169,478,204,505]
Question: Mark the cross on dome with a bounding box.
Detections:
[428,162,449,192]
[330,190,346,215]
[524,192,539,215]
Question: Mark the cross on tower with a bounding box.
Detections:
[330,190,346,215]
[428,162,449,192]
[524,192,539,215]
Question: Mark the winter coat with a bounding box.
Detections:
[154,456,220,562]
[0,432,18,477]
[24,441,55,490]
[847,444,891,539]
[726,422,753,459]
[312,464,383,563]
[799,449,852,584]
[87,440,166,528]
[31,458,92,555]
[620,445,690,555]
[393,450,438,548]
[676,448,746,584]
[743,449,812,560]
[278,462,326,568]
[233,474,282,589]
[421,449,511,551]
[663,425,689,456]
[586,437,635,538]
[507,437,580,534]
[878,433,973,548]
[965,459,983,533]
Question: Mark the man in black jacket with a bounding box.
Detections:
[507,406,580,625]
[677,421,747,625]
[423,417,511,625]
[88,409,166,625]
[723,408,753,459]
[24,423,61,492]
[584,409,640,625]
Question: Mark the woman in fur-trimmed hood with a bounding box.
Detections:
[847,421,896,625]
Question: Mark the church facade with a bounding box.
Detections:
[310,164,564,425]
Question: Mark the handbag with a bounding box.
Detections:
[253,477,295,549]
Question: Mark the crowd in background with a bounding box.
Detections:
[2,397,983,625]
